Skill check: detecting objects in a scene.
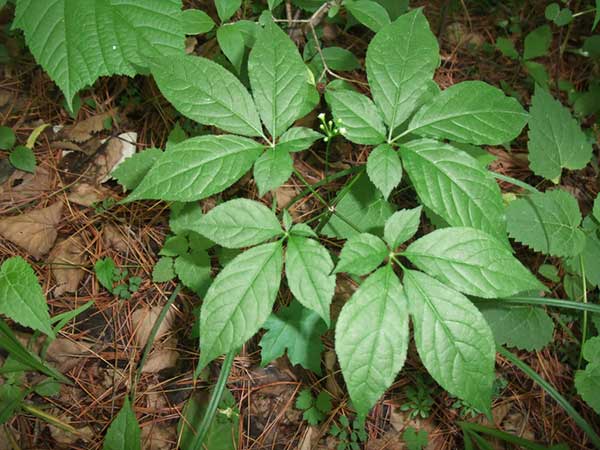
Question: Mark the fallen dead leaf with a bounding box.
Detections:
[48,235,87,296]
[67,182,109,206]
[0,166,53,204]
[0,201,63,258]
[324,350,343,399]
[132,306,176,348]
[47,409,94,446]
[60,111,115,143]
[142,337,179,373]
[46,337,93,373]
[365,432,405,450]
[141,423,177,450]
[102,223,131,253]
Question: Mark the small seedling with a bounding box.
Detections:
[329,414,367,450]
[295,388,332,425]
[403,426,428,450]
[400,377,435,420]
[94,257,141,299]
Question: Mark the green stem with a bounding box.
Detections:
[497,346,600,448]
[578,256,588,369]
[458,421,567,449]
[474,296,600,314]
[492,173,540,194]
[189,350,236,450]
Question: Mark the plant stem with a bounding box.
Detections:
[577,256,588,369]
[473,296,600,314]
[189,350,236,450]
[492,173,541,194]
[497,346,600,448]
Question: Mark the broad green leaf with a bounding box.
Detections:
[346,0,391,32]
[0,126,15,150]
[523,25,552,60]
[408,81,529,145]
[196,199,283,248]
[95,257,116,292]
[566,218,600,288]
[506,189,585,257]
[217,24,245,74]
[524,61,549,88]
[479,304,554,351]
[159,235,188,257]
[181,9,215,35]
[334,233,387,276]
[575,336,600,413]
[290,223,318,238]
[253,148,294,196]
[326,90,386,145]
[249,20,316,138]
[403,270,495,415]
[527,87,593,181]
[9,146,36,173]
[335,265,409,415]
[125,135,263,202]
[322,175,395,239]
[401,139,507,242]
[403,427,429,450]
[374,0,408,19]
[286,236,336,326]
[151,55,263,137]
[594,194,600,222]
[103,398,141,450]
[199,242,283,368]
[175,250,212,296]
[259,300,327,374]
[366,9,439,132]
[0,385,24,425]
[277,127,323,153]
[14,0,184,108]
[215,0,241,22]
[404,227,545,298]
[384,207,422,249]
[268,0,284,9]
[0,257,52,336]
[366,144,402,199]
[169,202,204,235]
[112,148,162,191]
[152,257,175,282]
[496,37,518,59]
[320,47,361,71]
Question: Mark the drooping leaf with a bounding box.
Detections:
[479,304,554,351]
[125,135,263,202]
[346,0,391,32]
[506,189,585,257]
[215,0,241,22]
[277,127,323,153]
[335,265,409,415]
[259,300,327,374]
[181,9,215,35]
[286,236,336,326]
[326,89,387,145]
[334,233,388,276]
[366,9,440,132]
[404,227,545,298]
[374,0,408,19]
[9,146,36,173]
[249,20,316,138]
[253,148,294,196]
[401,139,507,242]
[403,270,495,415]
[175,250,212,296]
[0,257,52,336]
[151,55,263,137]
[366,144,402,200]
[14,0,184,108]
[112,148,162,191]
[199,242,283,369]
[384,207,422,249]
[196,199,283,248]
[527,86,593,181]
[523,25,552,60]
[102,398,141,450]
[322,175,395,239]
[575,336,600,413]
[408,81,529,145]
[217,24,246,74]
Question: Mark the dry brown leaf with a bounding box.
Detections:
[0,89,11,109]
[324,350,344,398]
[48,235,87,296]
[0,166,53,204]
[365,432,405,450]
[102,223,130,253]
[62,111,115,143]
[142,337,179,373]
[46,338,93,372]
[132,306,176,348]
[47,412,94,446]
[141,423,177,450]
[0,201,63,258]
[67,182,109,206]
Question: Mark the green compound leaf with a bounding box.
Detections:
[125,135,263,202]
[215,0,241,22]
[102,397,141,450]
[506,189,585,257]
[346,0,391,32]
[523,25,552,60]
[14,0,184,109]
[196,199,283,249]
[249,20,316,138]
[334,233,388,276]
[401,139,507,243]
[174,250,212,296]
[527,86,593,181]
[366,144,402,200]
[575,336,600,413]
[199,242,283,369]
[384,207,422,249]
[9,146,36,173]
[286,236,336,326]
[259,300,327,374]
[408,81,529,145]
[0,257,52,336]
[404,227,545,298]
[479,304,554,351]
[326,89,387,145]
[366,9,439,132]
[253,148,294,196]
[322,175,395,239]
[112,148,162,191]
[277,127,323,153]
[151,55,263,137]
[403,270,495,415]
[335,265,409,416]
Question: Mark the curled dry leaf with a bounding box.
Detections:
[60,110,116,143]
[46,337,94,372]
[67,182,109,206]
[142,337,179,373]
[0,201,63,258]
[0,167,53,204]
[48,235,87,296]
